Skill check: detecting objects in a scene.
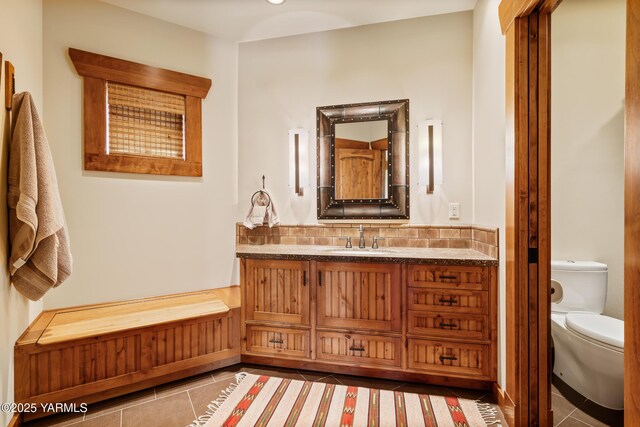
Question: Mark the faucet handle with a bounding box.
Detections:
[372,237,385,249]
[339,236,353,248]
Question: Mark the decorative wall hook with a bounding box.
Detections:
[5,60,15,111]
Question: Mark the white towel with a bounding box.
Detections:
[8,92,72,301]
[265,193,279,228]
[250,205,266,225]
[243,190,279,229]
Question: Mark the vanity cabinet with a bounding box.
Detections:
[405,264,494,381]
[239,255,497,390]
[242,259,311,359]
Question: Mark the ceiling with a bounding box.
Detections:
[99,0,477,42]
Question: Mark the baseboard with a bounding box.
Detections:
[22,354,241,422]
[492,382,515,427]
[7,412,23,427]
[242,354,493,391]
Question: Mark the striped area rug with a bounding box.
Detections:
[190,373,500,427]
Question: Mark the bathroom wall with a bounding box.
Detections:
[42,0,240,309]
[472,0,506,387]
[0,0,44,423]
[237,12,473,226]
[552,0,625,319]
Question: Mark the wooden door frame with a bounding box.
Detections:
[624,0,640,423]
[499,0,640,425]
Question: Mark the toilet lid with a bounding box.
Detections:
[566,312,624,349]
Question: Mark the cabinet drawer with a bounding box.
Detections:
[408,288,488,314]
[316,331,401,368]
[408,265,487,291]
[408,311,489,340]
[408,339,490,379]
[245,325,309,359]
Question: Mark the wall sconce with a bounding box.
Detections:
[418,119,443,194]
[288,128,308,196]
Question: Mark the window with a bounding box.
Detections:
[69,48,211,177]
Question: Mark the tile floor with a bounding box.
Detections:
[23,364,508,427]
[552,375,623,427]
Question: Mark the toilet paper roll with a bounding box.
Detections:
[550,279,563,303]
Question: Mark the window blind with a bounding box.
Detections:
[107,82,186,159]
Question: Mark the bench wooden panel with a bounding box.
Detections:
[38,294,228,345]
[15,287,241,421]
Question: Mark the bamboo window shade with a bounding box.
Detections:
[69,48,211,177]
[107,82,186,159]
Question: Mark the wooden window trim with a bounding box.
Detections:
[69,48,211,177]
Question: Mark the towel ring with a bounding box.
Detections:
[251,190,271,208]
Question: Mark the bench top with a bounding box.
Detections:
[17,288,239,347]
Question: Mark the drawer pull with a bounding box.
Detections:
[269,339,284,344]
[439,355,458,363]
[438,297,458,305]
[349,346,366,352]
[438,275,458,280]
[439,322,458,329]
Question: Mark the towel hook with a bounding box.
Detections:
[250,174,271,208]
[5,60,15,111]
[251,190,271,208]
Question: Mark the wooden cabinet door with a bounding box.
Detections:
[245,259,309,325]
[317,262,401,332]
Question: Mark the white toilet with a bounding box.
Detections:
[551,260,624,410]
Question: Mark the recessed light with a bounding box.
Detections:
[266,0,285,4]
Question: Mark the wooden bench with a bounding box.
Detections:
[14,287,241,421]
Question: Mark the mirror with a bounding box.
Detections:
[316,99,409,220]
[335,120,389,200]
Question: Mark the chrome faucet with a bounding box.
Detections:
[372,237,385,249]
[339,236,352,248]
[358,225,366,248]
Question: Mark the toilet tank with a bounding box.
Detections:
[551,260,608,313]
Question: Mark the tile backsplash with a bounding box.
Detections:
[236,223,498,258]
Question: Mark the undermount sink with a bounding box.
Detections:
[321,247,395,255]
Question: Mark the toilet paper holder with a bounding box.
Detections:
[551,279,563,303]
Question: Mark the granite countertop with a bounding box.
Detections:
[236,244,498,267]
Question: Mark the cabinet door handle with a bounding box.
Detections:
[303,271,307,286]
[438,275,458,280]
[438,297,458,304]
[349,346,366,352]
[269,339,284,344]
[318,273,322,287]
[439,322,458,329]
[439,355,458,363]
